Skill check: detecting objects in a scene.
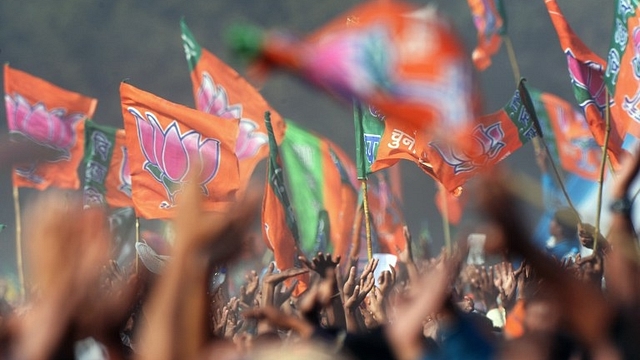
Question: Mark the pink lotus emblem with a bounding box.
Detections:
[196,72,267,159]
[566,54,607,113]
[129,107,221,206]
[5,93,84,159]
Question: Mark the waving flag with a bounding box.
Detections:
[605,0,640,138]
[181,20,286,192]
[83,120,133,208]
[367,171,407,254]
[262,113,307,295]
[466,0,506,71]
[4,64,97,190]
[120,82,239,219]
[529,89,602,181]
[280,120,358,259]
[230,0,475,143]
[545,0,627,166]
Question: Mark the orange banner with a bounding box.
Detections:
[4,64,97,190]
[120,82,239,219]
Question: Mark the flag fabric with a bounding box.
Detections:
[466,0,506,71]
[605,0,640,138]
[529,89,602,181]
[83,120,133,209]
[366,171,407,254]
[356,80,538,192]
[181,20,287,192]
[262,113,308,295]
[280,121,358,260]
[4,64,97,190]
[545,0,627,166]
[231,0,476,143]
[120,82,240,219]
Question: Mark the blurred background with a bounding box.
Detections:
[0,0,613,295]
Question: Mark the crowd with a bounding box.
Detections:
[1,145,640,360]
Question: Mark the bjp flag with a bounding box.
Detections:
[230,0,476,144]
[182,20,286,193]
[605,0,640,139]
[530,89,602,181]
[120,82,240,219]
[83,120,133,209]
[262,113,308,295]
[467,0,506,71]
[4,64,97,190]
[545,0,627,167]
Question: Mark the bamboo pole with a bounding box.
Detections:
[361,181,373,260]
[439,185,451,253]
[135,217,140,274]
[593,92,612,253]
[12,185,25,301]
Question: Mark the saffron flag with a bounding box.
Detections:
[120,82,240,219]
[545,0,627,166]
[529,89,602,181]
[4,64,97,190]
[280,120,358,260]
[83,120,133,209]
[605,0,640,138]
[466,0,506,71]
[230,0,476,142]
[262,113,307,295]
[367,171,407,254]
[181,20,286,192]
[356,80,538,192]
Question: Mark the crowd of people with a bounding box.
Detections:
[1,143,640,360]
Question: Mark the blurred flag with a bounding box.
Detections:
[435,187,464,226]
[605,0,640,138]
[530,89,602,181]
[181,20,286,193]
[4,64,97,190]
[367,171,407,255]
[83,120,133,208]
[545,0,627,166]
[120,82,239,219]
[230,0,476,143]
[466,0,506,70]
[280,120,358,259]
[262,113,308,295]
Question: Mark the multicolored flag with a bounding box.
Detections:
[262,113,307,295]
[466,0,506,71]
[529,89,602,181]
[545,0,627,166]
[83,120,133,208]
[605,0,640,138]
[120,82,240,219]
[280,120,358,259]
[230,0,476,143]
[181,20,286,192]
[4,64,97,190]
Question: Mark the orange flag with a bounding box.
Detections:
[545,0,627,167]
[4,64,97,190]
[233,0,476,144]
[467,0,506,71]
[262,113,308,295]
[182,20,286,193]
[120,82,240,219]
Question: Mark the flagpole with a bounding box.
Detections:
[439,185,451,253]
[593,92,612,253]
[361,181,373,260]
[350,203,364,261]
[135,217,140,274]
[12,185,25,301]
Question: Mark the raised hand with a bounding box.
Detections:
[239,271,259,306]
[492,261,517,308]
[298,252,340,278]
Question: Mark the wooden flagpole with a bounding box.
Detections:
[593,91,612,253]
[361,181,373,260]
[135,217,140,274]
[12,185,25,301]
[439,185,452,253]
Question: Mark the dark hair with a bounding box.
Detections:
[553,208,579,238]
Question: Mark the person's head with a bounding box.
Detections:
[549,208,579,240]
